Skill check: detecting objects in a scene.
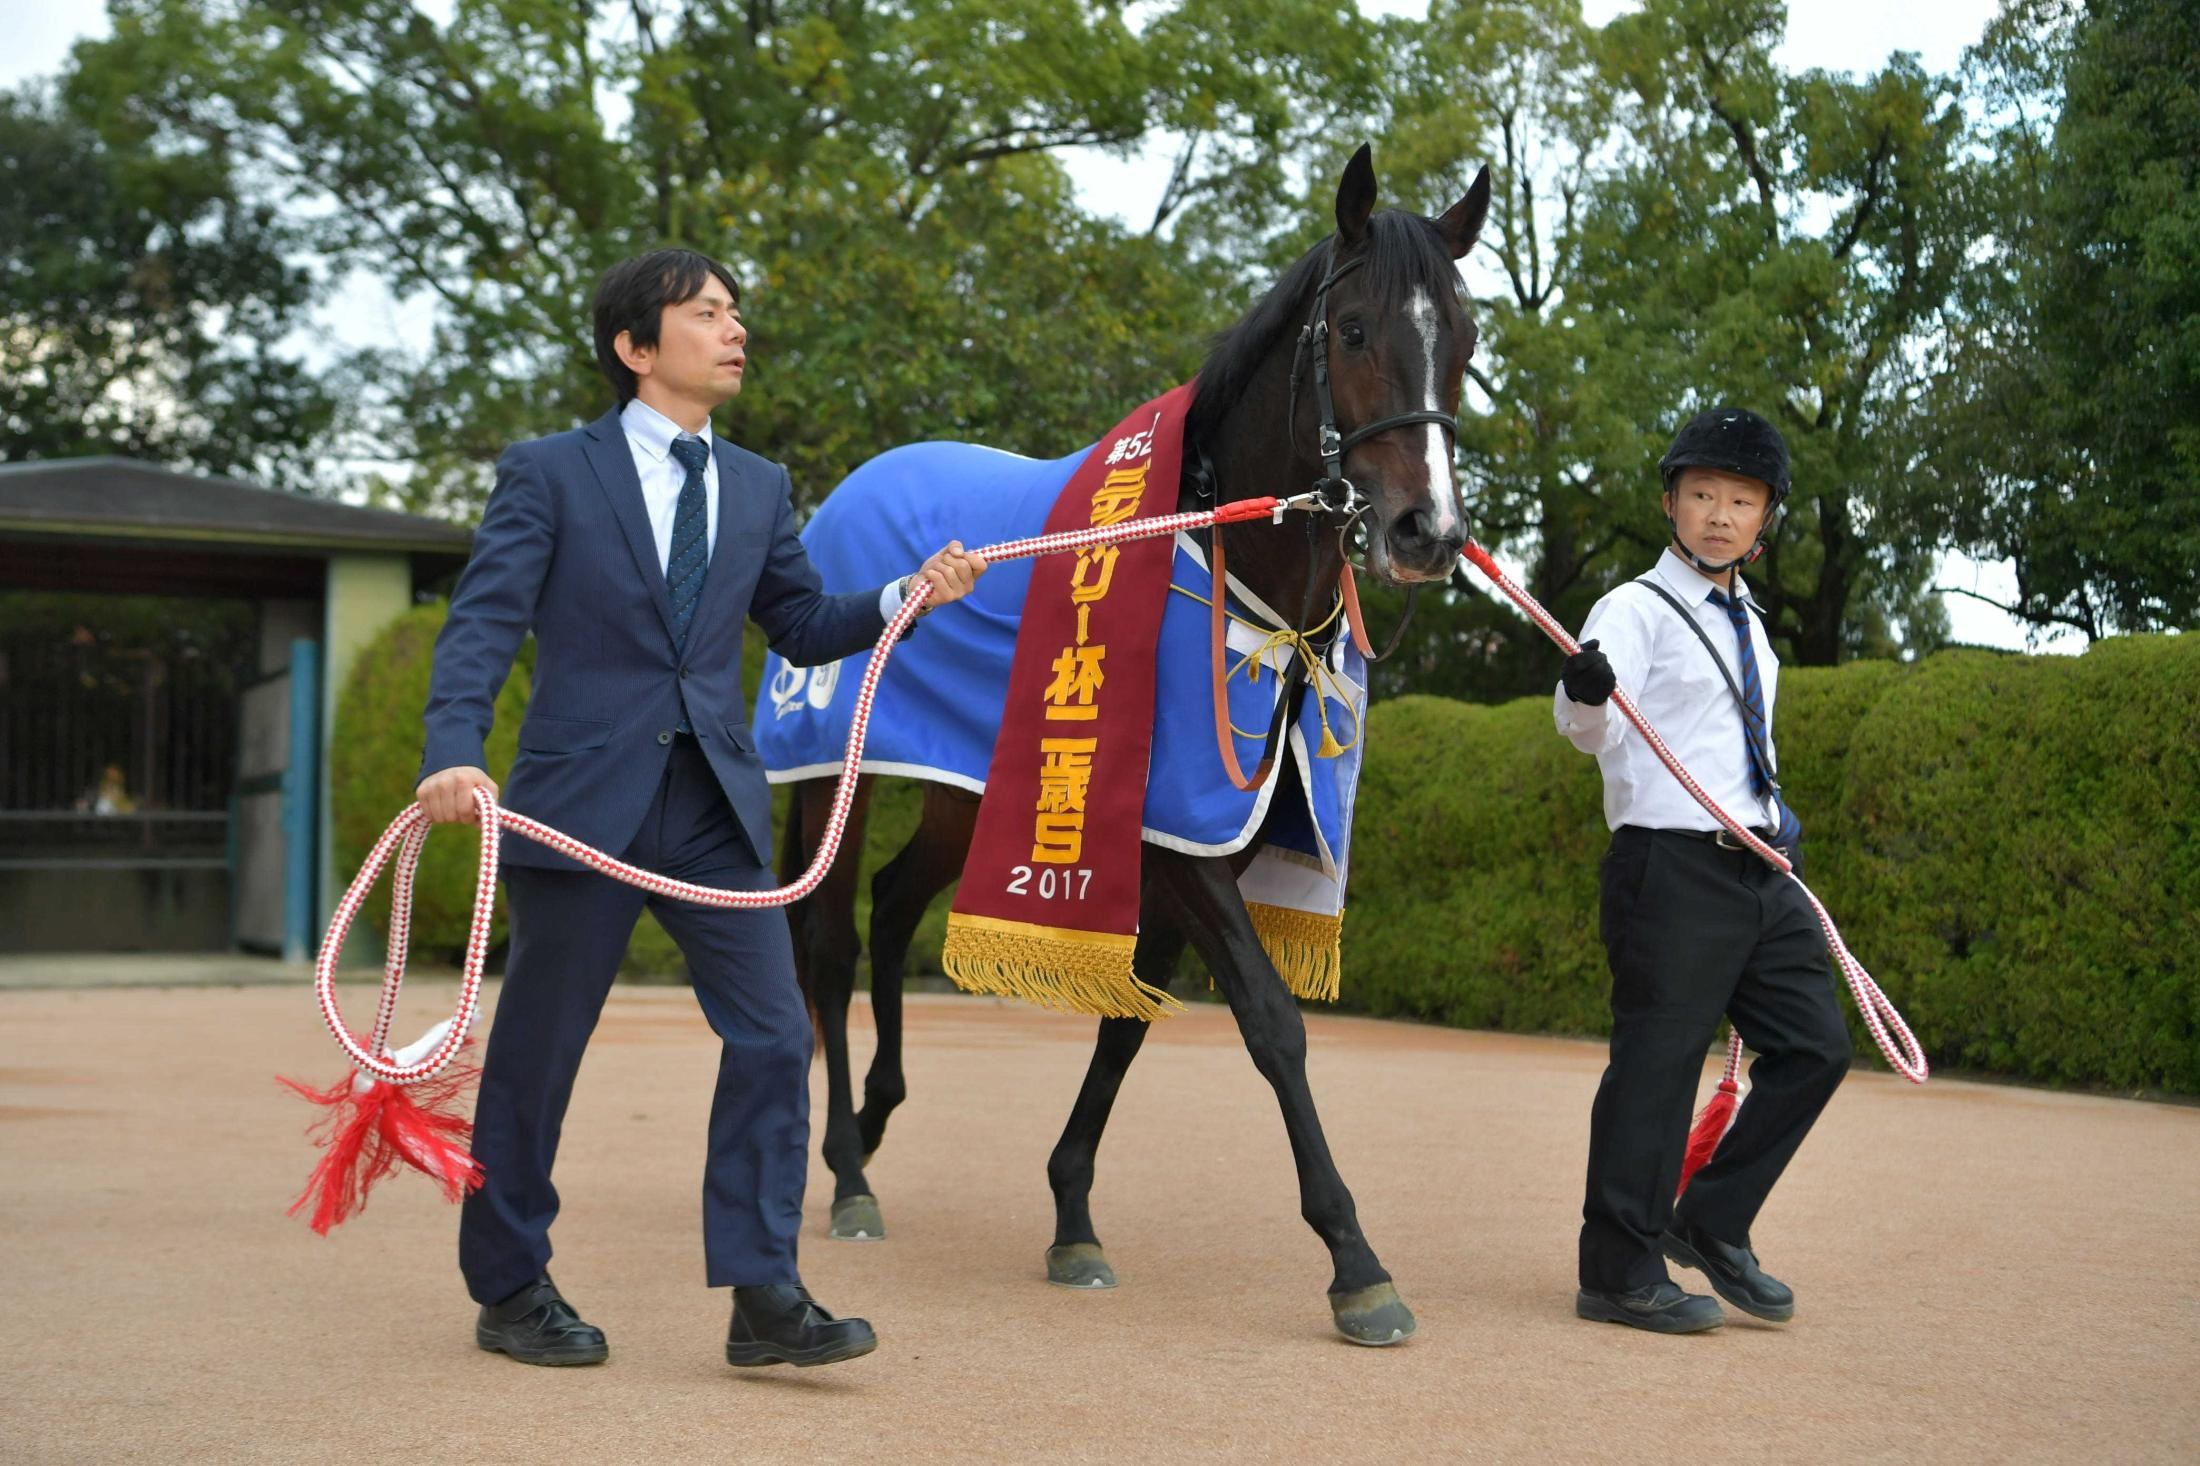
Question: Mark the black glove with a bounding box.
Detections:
[1560,639,1616,706]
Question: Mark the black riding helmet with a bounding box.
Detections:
[1658,406,1790,573]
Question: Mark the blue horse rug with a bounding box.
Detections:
[753,440,1368,1003]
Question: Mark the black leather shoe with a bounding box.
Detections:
[1663,1223,1795,1322]
[1575,1280,1725,1334]
[726,1283,877,1368]
[475,1273,608,1365]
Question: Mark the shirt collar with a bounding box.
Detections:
[1652,546,1759,609]
[620,398,710,465]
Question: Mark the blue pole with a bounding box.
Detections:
[282,638,320,964]
[226,790,241,951]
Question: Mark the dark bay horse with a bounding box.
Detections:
[779,146,1490,1344]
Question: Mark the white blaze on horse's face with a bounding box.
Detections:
[1407,287,1466,545]
[1354,281,1468,587]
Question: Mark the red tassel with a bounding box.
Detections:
[1676,1077,1741,1199]
[280,1054,484,1235]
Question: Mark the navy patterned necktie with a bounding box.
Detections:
[666,434,712,732]
[1707,587,1802,848]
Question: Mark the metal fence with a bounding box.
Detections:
[0,594,255,868]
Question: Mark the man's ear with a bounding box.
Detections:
[614,328,655,378]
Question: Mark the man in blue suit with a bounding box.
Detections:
[415,248,985,1370]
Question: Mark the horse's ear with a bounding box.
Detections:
[1436,166,1493,260]
[1335,144,1377,245]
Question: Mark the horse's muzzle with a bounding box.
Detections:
[1382,507,1466,583]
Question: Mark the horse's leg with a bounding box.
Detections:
[1043,920,1187,1290]
[857,782,976,1164]
[1147,845,1415,1346]
[785,777,882,1241]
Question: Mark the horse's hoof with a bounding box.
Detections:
[1045,1243,1117,1290]
[828,1194,886,1242]
[1330,1282,1416,1346]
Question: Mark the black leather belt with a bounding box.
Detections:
[1659,825,1781,851]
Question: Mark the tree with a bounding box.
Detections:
[1371,0,1970,683]
[1350,0,1971,690]
[0,84,333,480]
[67,0,1386,516]
[1373,0,1639,699]
[1569,0,1966,666]
[1928,0,2200,638]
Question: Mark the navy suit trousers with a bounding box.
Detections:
[458,735,811,1304]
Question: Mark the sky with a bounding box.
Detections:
[6,0,2073,652]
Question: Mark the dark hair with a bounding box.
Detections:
[591,248,742,405]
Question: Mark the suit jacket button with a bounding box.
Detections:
[657,730,673,745]
[679,666,691,679]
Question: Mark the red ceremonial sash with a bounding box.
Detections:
[940,382,1196,1020]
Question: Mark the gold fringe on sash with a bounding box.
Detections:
[1247,902,1344,1003]
[942,913,1184,1022]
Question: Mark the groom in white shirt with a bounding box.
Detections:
[1553,407,1851,1335]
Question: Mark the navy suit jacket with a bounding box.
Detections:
[419,409,889,870]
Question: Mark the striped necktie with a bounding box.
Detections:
[1707,587,1802,848]
[666,434,712,734]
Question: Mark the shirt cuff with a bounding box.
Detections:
[1553,687,1622,755]
[878,579,905,620]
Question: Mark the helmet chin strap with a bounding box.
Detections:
[1666,515,1768,576]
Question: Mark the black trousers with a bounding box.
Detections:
[1579,826,1852,1293]
[458,736,813,1305]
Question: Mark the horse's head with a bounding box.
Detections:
[1309,145,1490,585]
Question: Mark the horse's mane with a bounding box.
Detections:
[1184,208,1461,447]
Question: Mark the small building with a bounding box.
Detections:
[0,458,471,958]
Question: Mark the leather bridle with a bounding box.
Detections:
[1203,240,1463,790]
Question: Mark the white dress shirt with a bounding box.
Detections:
[619,398,906,619]
[621,398,720,572]
[1553,548,1783,833]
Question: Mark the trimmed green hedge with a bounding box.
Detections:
[330,605,531,960]
[334,605,2198,1093]
[1343,636,2200,1095]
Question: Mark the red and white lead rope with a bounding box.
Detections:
[317,505,1925,1092]
[314,498,1289,1085]
[1457,541,1928,1085]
